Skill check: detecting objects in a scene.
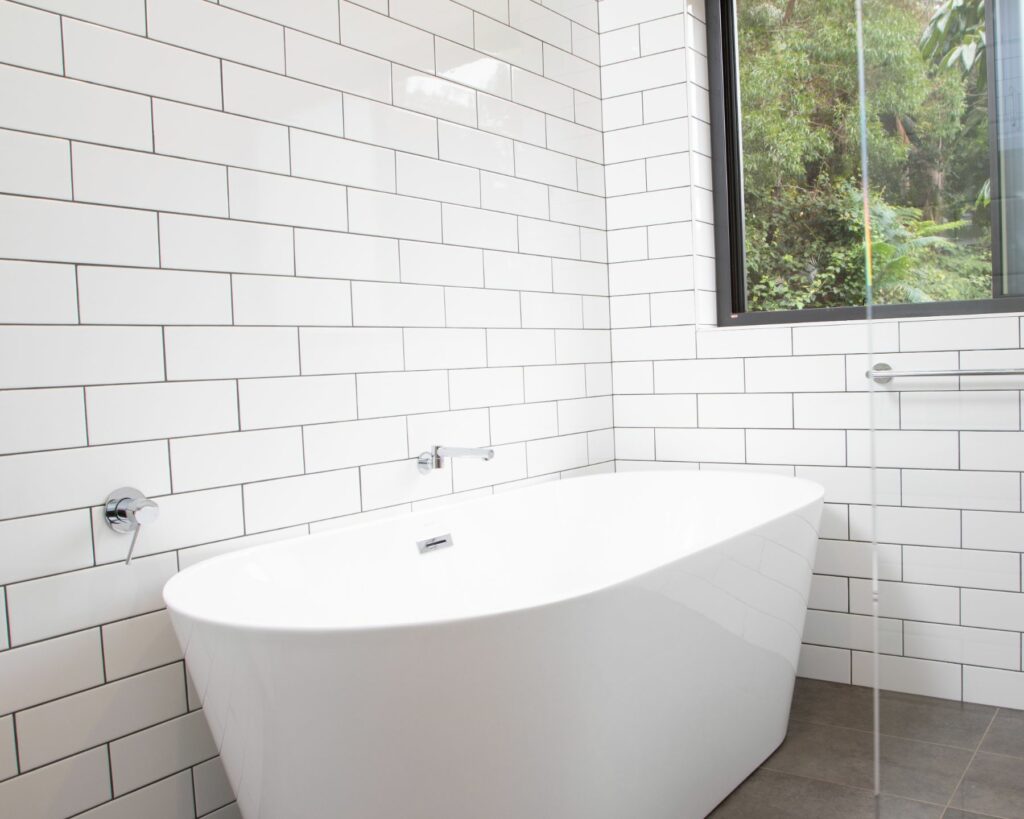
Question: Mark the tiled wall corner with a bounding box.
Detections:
[598,0,1024,712]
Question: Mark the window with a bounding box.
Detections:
[709,0,1024,325]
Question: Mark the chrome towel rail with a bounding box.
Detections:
[867,362,1024,384]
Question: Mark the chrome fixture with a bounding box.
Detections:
[417,533,454,554]
[417,445,495,474]
[104,487,160,566]
[867,362,1024,384]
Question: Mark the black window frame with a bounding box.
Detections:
[708,0,1024,327]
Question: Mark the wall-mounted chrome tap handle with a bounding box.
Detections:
[104,487,160,566]
[417,445,496,474]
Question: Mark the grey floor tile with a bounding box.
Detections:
[949,752,1024,819]
[942,810,1003,819]
[765,719,973,805]
[790,679,995,750]
[708,769,943,819]
[979,708,1024,760]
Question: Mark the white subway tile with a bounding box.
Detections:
[558,396,612,433]
[905,545,1019,592]
[233,274,351,326]
[0,629,103,715]
[437,40,511,97]
[900,316,1018,352]
[613,361,655,394]
[808,575,848,611]
[223,63,344,137]
[901,391,1020,431]
[654,358,744,393]
[524,364,586,402]
[170,428,303,492]
[443,204,518,251]
[357,370,449,417]
[0,388,86,455]
[6,553,177,645]
[527,432,589,475]
[614,394,695,427]
[0,714,13,780]
[490,402,558,444]
[475,14,543,73]
[487,329,556,365]
[396,154,480,209]
[615,427,655,460]
[243,469,361,531]
[603,49,685,96]
[0,747,110,819]
[0,510,93,585]
[0,129,70,200]
[796,466,901,507]
[849,504,960,548]
[512,66,574,119]
[193,758,233,816]
[392,0,473,44]
[340,0,434,72]
[285,29,391,102]
[846,352,958,392]
[222,0,339,39]
[792,321,898,355]
[514,142,577,188]
[848,430,958,470]
[148,0,284,72]
[159,214,294,276]
[0,0,62,73]
[485,250,552,291]
[64,17,221,107]
[963,511,1024,552]
[405,328,488,370]
[613,326,695,361]
[394,65,477,128]
[86,381,238,444]
[349,189,442,242]
[695,326,792,359]
[793,392,899,430]
[0,195,158,267]
[962,589,1024,631]
[439,122,515,174]
[304,417,407,472]
[604,118,688,164]
[803,611,901,654]
[361,458,452,509]
[81,769,194,819]
[17,664,186,771]
[698,394,792,429]
[0,326,163,390]
[453,442,527,490]
[153,99,289,174]
[444,287,521,328]
[295,230,399,282]
[964,667,1024,709]
[553,259,608,296]
[229,168,348,231]
[0,64,151,150]
[352,281,444,327]
[510,0,570,49]
[813,538,901,582]
[450,367,524,408]
[745,355,846,393]
[165,327,298,380]
[101,610,183,681]
[851,578,960,624]
[110,717,212,798]
[481,172,549,219]
[239,375,357,429]
[654,428,745,462]
[961,432,1024,472]
[901,470,1020,513]
[852,652,962,701]
[300,327,405,374]
[747,430,845,466]
[78,267,232,326]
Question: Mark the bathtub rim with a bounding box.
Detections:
[163,469,824,637]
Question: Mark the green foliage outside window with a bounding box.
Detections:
[737,0,992,311]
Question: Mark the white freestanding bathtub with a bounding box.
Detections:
[164,470,823,819]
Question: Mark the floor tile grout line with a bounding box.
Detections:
[942,708,1000,816]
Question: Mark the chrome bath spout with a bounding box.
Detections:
[417,445,495,474]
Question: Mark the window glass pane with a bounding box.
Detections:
[734,0,1013,312]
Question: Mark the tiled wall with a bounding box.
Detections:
[0,0,610,815]
[599,0,1024,711]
